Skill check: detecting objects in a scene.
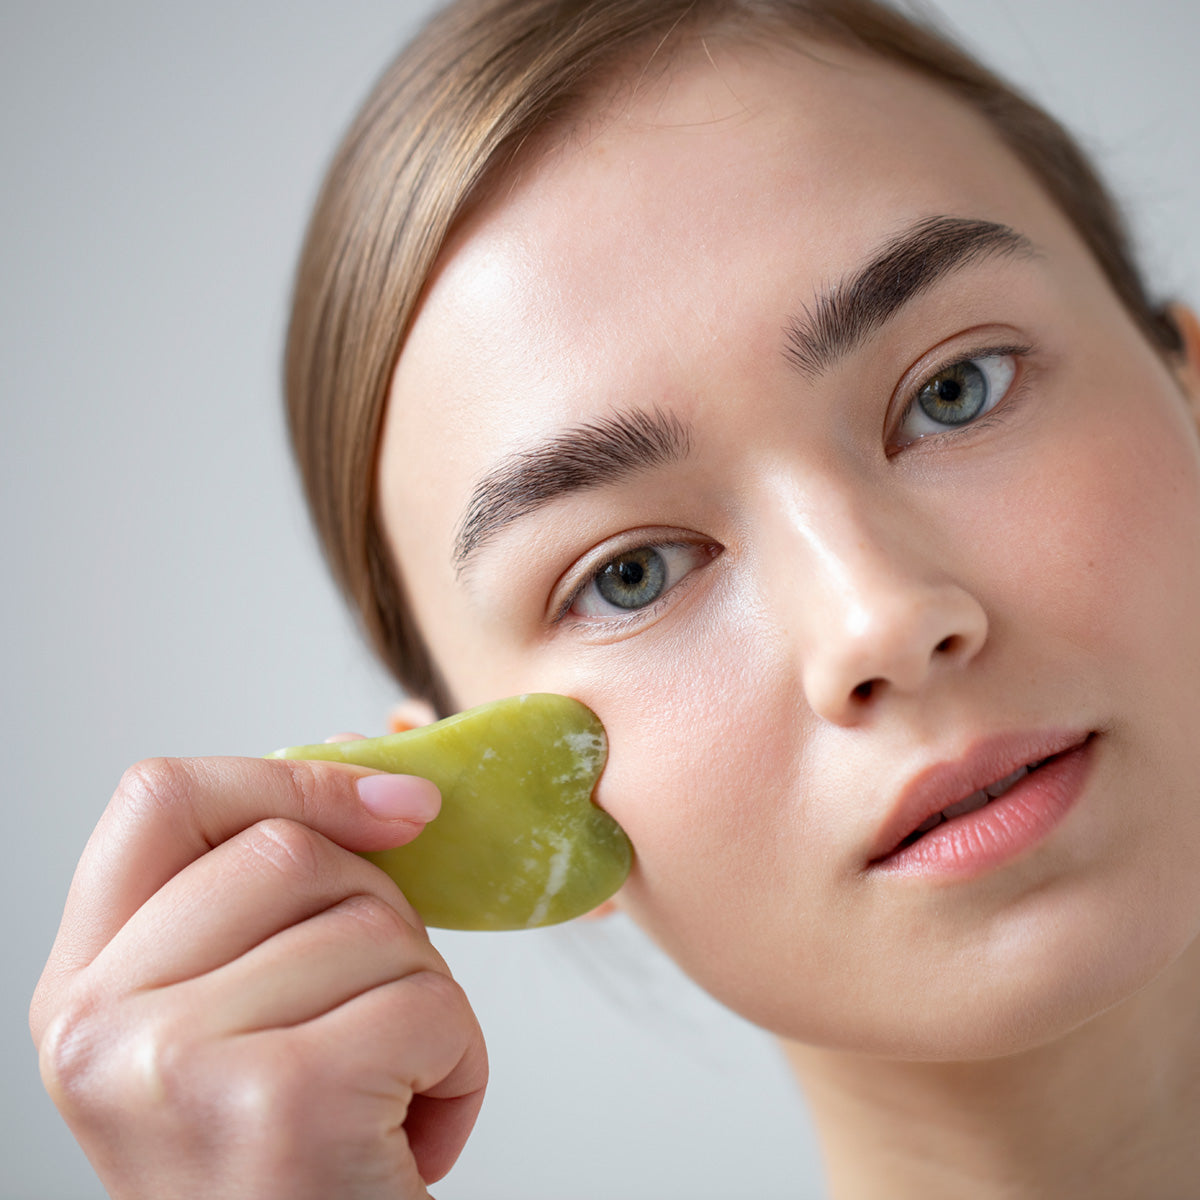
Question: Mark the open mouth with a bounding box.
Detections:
[891,738,1091,854]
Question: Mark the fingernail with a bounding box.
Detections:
[356,774,441,823]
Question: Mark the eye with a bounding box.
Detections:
[568,542,714,619]
[893,352,1018,445]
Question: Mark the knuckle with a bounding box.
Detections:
[222,1043,326,1156]
[37,992,202,1125]
[37,992,103,1116]
[272,758,324,826]
[240,818,327,883]
[124,1014,204,1113]
[39,994,323,1166]
[331,893,414,945]
[405,965,468,1015]
[114,757,196,824]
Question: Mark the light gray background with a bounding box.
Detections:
[3,2,1197,1197]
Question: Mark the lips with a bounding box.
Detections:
[867,730,1096,866]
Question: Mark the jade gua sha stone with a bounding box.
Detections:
[267,693,631,931]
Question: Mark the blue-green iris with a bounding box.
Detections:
[596,548,668,609]
[916,360,989,426]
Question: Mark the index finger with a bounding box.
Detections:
[43,755,439,983]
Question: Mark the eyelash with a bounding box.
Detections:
[889,340,1034,450]
[551,538,718,628]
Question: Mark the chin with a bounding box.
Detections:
[672,875,1196,1065]
[772,897,1200,1064]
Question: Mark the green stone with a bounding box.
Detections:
[267,693,630,931]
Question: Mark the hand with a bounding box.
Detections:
[29,753,488,1199]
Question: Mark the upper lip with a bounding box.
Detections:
[866,729,1094,865]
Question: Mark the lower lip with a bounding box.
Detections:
[870,736,1097,881]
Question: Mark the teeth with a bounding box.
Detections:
[941,789,990,819]
[906,761,1039,845]
[984,765,1029,799]
[933,764,1031,826]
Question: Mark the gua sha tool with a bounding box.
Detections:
[267,693,630,930]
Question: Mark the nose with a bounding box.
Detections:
[774,490,989,726]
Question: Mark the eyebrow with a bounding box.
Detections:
[451,215,1034,573]
[782,215,1036,377]
[453,406,692,571]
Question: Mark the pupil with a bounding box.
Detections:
[596,547,668,610]
[918,360,986,426]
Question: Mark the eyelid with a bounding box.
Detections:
[886,333,1034,451]
[548,531,717,624]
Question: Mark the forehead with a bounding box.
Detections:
[379,38,1074,565]
[389,40,1061,426]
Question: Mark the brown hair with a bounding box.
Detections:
[284,0,1180,717]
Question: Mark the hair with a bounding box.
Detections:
[284,0,1181,717]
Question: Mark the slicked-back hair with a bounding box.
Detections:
[284,0,1180,716]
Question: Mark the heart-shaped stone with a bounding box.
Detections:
[268,693,630,930]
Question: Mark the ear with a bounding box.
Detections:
[1165,303,1200,422]
[387,696,440,733]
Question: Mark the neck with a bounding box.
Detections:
[782,940,1200,1200]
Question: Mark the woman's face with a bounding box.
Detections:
[377,41,1200,1058]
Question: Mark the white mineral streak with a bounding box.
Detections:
[524,834,572,927]
[561,730,605,778]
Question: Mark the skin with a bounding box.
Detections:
[30,761,486,1197]
[30,36,1200,1200]
[377,39,1200,1198]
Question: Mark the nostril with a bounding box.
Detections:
[852,639,956,704]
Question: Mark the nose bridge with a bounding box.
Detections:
[766,475,988,724]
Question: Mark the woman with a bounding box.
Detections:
[32,1,1200,1195]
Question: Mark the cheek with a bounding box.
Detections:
[587,633,873,1049]
[995,386,1200,683]
[582,613,806,860]
[562,606,827,975]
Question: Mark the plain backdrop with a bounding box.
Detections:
[3,1,1198,1197]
